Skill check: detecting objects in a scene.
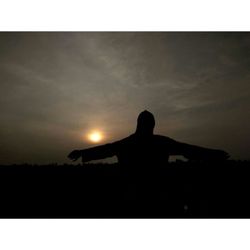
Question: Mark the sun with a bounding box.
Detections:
[87,131,103,143]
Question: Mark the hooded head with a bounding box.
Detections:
[135,110,155,136]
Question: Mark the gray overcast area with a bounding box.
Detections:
[0,32,250,164]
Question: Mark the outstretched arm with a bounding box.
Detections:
[68,143,117,162]
[167,138,229,161]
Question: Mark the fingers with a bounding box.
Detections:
[224,152,230,159]
[67,151,75,159]
[216,150,230,160]
[68,150,81,161]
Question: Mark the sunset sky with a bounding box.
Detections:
[0,32,250,164]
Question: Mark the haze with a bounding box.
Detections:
[0,32,250,164]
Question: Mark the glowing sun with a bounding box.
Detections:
[87,131,103,143]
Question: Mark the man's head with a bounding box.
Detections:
[136,110,155,136]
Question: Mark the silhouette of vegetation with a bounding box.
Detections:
[0,160,250,218]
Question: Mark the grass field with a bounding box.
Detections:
[0,160,249,218]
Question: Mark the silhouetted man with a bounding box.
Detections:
[68,110,229,167]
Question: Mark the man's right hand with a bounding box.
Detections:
[210,149,230,160]
[68,150,82,161]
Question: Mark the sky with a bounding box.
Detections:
[0,32,250,164]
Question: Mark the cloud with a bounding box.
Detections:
[0,32,250,163]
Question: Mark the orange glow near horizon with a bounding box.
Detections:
[87,131,103,143]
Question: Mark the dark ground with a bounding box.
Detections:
[0,160,250,218]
